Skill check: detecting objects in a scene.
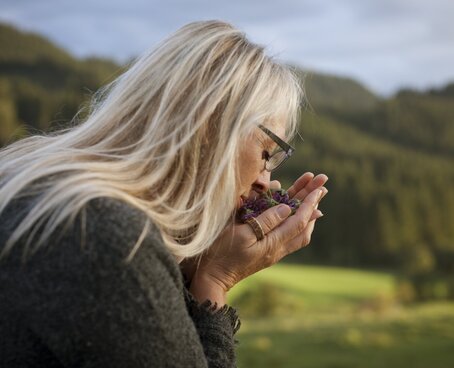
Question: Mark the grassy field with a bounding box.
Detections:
[227,264,454,368]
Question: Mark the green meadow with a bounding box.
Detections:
[228,264,454,368]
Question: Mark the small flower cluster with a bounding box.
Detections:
[237,188,301,223]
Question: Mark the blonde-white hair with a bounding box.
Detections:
[0,20,303,261]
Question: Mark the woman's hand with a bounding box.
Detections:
[188,173,328,305]
[270,172,329,220]
[287,172,329,203]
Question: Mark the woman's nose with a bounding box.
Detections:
[251,170,271,194]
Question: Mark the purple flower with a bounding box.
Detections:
[237,188,301,223]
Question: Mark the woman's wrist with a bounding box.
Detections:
[189,271,227,309]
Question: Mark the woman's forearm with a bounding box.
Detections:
[189,272,227,309]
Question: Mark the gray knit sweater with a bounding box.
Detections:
[0,194,241,367]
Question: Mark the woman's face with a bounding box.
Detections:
[236,121,286,209]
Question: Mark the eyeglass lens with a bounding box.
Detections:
[266,149,288,171]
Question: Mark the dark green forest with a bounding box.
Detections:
[1,23,453,301]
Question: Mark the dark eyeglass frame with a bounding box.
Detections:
[258,124,295,172]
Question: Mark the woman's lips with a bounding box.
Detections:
[238,195,248,208]
[238,191,262,209]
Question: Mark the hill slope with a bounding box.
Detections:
[0,23,123,141]
[292,67,381,113]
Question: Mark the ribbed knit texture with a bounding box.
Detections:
[0,194,241,367]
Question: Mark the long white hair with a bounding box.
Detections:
[0,20,303,261]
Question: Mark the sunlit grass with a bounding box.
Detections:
[227,264,454,368]
[229,263,394,313]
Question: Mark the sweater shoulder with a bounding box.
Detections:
[0,194,183,287]
[82,196,166,256]
[82,196,183,282]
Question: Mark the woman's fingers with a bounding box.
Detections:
[242,202,292,242]
[310,208,323,221]
[284,217,317,255]
[269,180,281,191]
[292,174,329,201]
[270,187,325,247]
[287,172,314,198]
[312,174,329,189]
[243,186,326,241]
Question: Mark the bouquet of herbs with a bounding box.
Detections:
[237,188,300,223]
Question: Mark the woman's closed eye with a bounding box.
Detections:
[262,150,271,161]
[262,144,281,159]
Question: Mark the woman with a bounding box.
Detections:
[0,20,328,367]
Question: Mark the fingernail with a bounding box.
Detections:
[316,210,324,218]
[277,205,291,219]
[318,189,323,200]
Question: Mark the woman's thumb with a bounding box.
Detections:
[276,204,292,220]
[250,204,292,238]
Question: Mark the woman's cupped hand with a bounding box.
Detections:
[181,172,328,300]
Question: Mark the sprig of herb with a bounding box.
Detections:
[237,188,301,223]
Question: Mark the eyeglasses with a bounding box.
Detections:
[258,124,295,172]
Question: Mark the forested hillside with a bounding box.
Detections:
[0,23,123,143]
[278,69,454,300]
[1,23,453,300]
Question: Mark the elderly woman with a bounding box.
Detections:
[0,20,328,367]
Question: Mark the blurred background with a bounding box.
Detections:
[1,0,453,367]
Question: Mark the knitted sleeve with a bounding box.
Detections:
[1,196,241,367]
[183,281,241,367]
